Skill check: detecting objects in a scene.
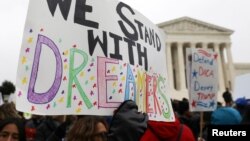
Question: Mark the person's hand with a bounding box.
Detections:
[197,137,205,141]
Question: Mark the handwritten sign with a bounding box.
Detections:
[187,48,218,111]
[16,0,174,121]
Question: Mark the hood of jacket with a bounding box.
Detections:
[140,117,181,141]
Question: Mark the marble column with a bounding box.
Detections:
[225,43,235,90]
[220,46,228,89]
[166,42,174,90]
[214,43,225,92]
[177,42,186,90]
[186,42,196,90]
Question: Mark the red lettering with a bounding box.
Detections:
[146,74,162,115]
[199,66,214,77]
[197,92,215,100]
[97,57,120,108]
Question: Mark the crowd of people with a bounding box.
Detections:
[0,88,250,141]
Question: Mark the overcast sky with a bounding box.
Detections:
[0,0,250,84]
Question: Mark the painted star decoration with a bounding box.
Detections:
[192,100,196,107]
[209,100,215,108]
[192,70,198,78]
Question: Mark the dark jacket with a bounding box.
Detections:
[34,117,60,141]
[108,100,148,141]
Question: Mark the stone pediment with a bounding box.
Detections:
[158,17,233,34]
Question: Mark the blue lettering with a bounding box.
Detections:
[194,81,213,91]
[193,53,213,65]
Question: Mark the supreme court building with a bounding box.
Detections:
[158,17,250,102]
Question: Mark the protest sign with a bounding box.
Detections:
[16,0,174,121]
[187,48,218,111]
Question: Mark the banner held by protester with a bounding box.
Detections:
[16,0,174,121]
[187,48,218,111]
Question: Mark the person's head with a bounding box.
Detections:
[235,97,248,107]
[211,107,242,125]
[217,102,222,108]
[0,102,21,120]
[51,115,66,123]
[66,115,108,141]
[223,89,233,106]
[0,118,26,141]
[171,99,180,112]
[178,100,190,116]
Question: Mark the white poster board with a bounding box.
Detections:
[16,0,174,121]
[234,73,250,99]
[187,48,218,111]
